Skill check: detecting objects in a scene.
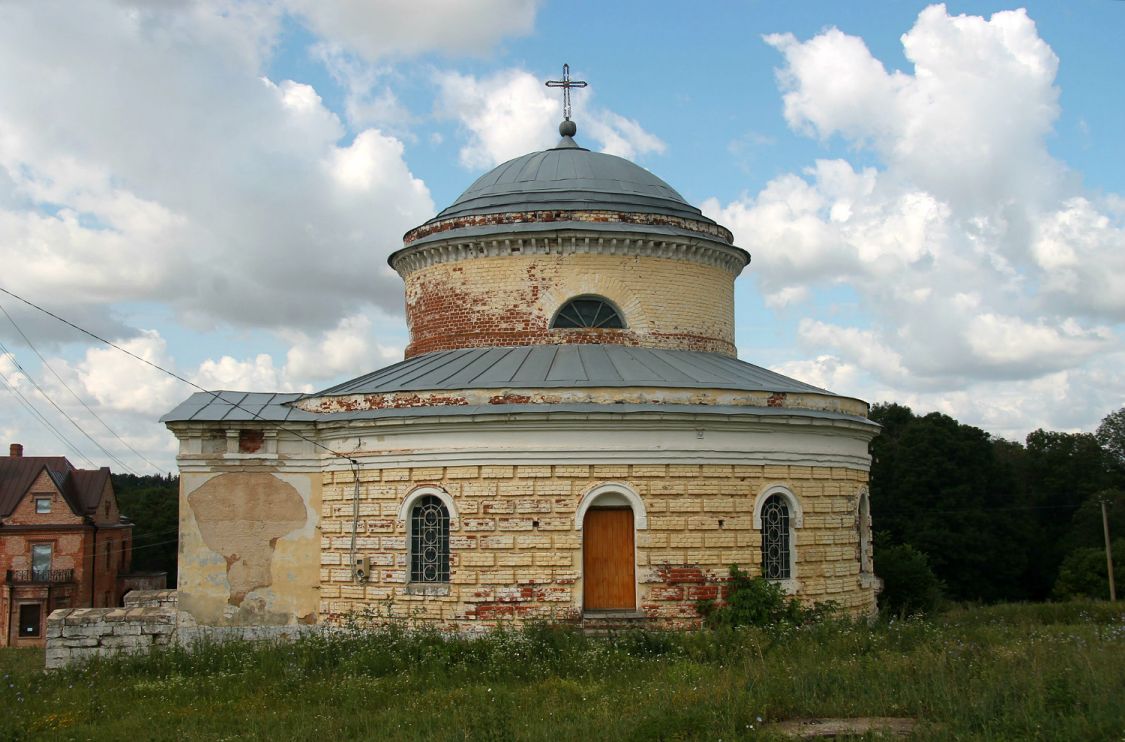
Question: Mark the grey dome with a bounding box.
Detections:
[426,143,717,226]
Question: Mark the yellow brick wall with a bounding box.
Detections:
[319,464,876,628]
[403,253,738,357]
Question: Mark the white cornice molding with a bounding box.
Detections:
[170,409,876,473]
[391,231,749,277]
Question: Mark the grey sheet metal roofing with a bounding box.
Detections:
[319,345,834,396]
[160,346,866,425]
[160,391,317,424]
[424,140,718,226]
[161,396,874,428]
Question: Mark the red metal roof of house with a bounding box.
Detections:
[0,454,111,519]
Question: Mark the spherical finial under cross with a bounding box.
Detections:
[559,119,577,138]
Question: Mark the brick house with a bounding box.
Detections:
[0,443,134,646]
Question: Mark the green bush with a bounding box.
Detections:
[696,565,832,628]
[1053,538,1123,600]
[876,543,943,616]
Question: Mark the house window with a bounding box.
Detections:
[31,543,52,582]
[35,497,51,514]
[105,540,112,569]
[410,495,450,583]
[551,296,625,329]
[19,604,41,637]
[760,494,791,580]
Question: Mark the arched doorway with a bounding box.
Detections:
[583,506,635,610]
[577,483,647,612]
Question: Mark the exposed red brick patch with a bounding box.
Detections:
[238,429,264,453]
[489,393,532,405]
[768,392,788,408]
[656,565,708,585]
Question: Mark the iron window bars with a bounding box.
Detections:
[410,495,450,583]
[761,494,791,580]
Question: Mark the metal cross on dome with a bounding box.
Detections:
[545,63,587,122]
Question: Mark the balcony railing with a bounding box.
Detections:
[5,569,75,584]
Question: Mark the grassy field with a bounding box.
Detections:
[1,602,1123,740]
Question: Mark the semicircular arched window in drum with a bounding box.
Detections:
[551,296,625,329]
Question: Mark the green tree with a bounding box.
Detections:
[1052,539,1123,601]
[113,473,179,584]
[869,404,1032,602]
[1021,429,1111,597]
[1096,406,1125,475]
[875,542,943,615]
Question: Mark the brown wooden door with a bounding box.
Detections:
[583,508,635,610]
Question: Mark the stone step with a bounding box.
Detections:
[580,610,651,635]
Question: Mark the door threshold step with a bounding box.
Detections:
[582,611,646,620]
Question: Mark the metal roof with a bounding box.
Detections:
[425,142,717,226]
[314,345,836,397]
[0,455,112,518]
[160,346,868,425]
[161,395,874,428]
[160,392,316,424]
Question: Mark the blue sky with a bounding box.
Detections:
[0,1,1122,473]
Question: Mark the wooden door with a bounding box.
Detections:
[583,508,635,610]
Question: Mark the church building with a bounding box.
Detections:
[162,76,879,630]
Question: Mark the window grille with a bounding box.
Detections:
[410,495,450,583]
[858,492,872,574]
[760,494,791,580]
[552,296,624,329]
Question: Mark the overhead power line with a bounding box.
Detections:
[0,301,162,474]
[0,285,357,466]
[0,363,94,465]
[0,335,137,474]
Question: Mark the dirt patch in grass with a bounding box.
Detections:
[767,717,918,738]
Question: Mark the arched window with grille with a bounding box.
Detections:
[551,295,625,329]
[760,494,791,580]
[410,495,450,583]
[857,489,872,575]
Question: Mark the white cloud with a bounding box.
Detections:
[0,1,434,337]
[436,67,666,169]
[582,112,666,161]
[765,5,1063,211]
[711,3,1125,414]
[75,332,183,415]
[796,320,909,384]
[437,69,559,169]
[1031,197,1125,317]
[193,354,292,393]
[283,312,402,384]
[282,0,539,60]
[310,44,414,133]
[775,351,1125,443]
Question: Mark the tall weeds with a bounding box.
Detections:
[1,601,1121,740]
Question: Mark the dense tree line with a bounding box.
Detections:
[112,473,179,584]
[872,404,1124,609]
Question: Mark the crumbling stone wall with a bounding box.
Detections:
[177,469,321,628]
[45,590,178,669]
[318,464,875,630]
